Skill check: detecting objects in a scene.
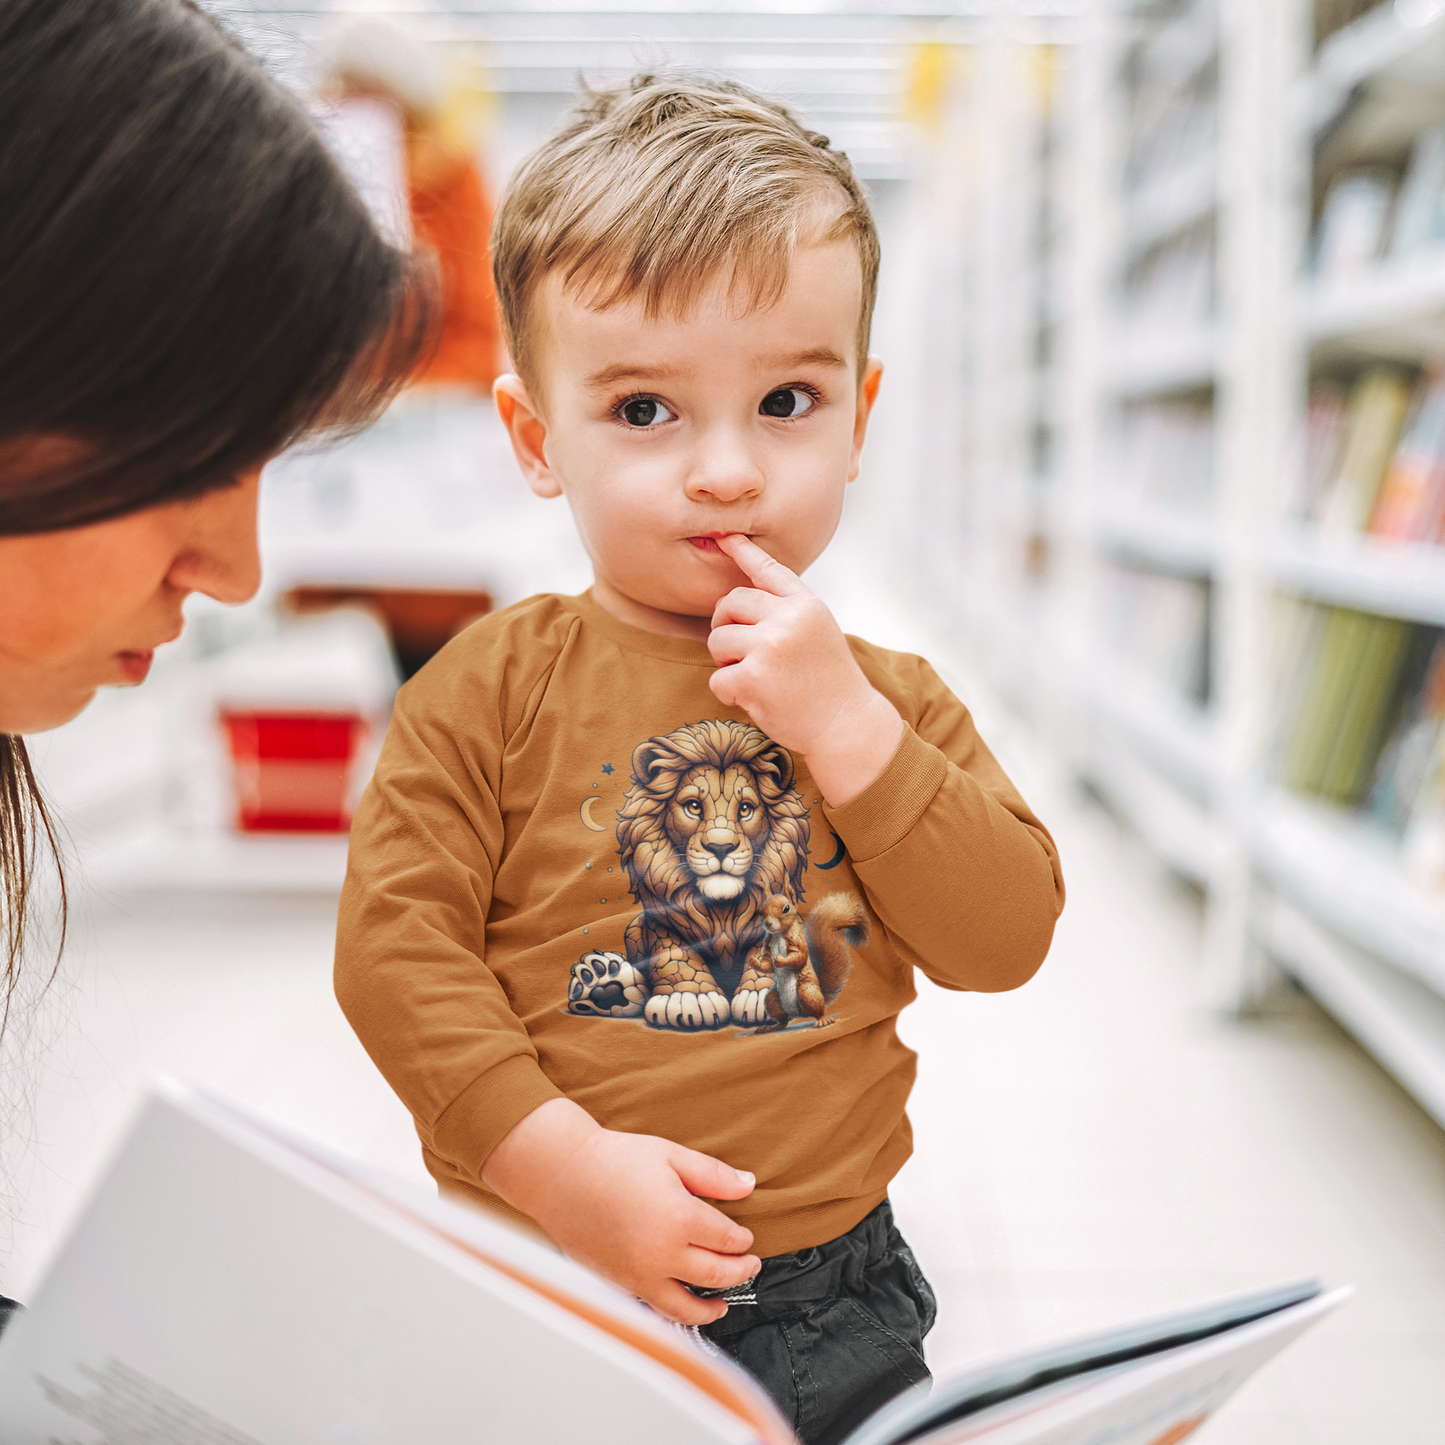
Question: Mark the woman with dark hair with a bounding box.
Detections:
[0,0,435,1327]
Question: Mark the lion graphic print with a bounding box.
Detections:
[566,718,871,1033]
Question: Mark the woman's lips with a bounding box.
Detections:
[116,649,155,684]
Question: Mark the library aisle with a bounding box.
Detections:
[5,556,1442,1441]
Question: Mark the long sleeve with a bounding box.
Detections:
[334,643,564,1184]
[824,650,1065,993]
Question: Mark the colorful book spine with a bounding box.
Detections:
[1283,607,1413,806]
[1316,367,1414,537]
[1367,365,1445,542]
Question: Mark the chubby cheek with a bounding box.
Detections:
[777,461,849,554]
[566,454,672,546]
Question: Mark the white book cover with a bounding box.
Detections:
[0,1083,1348,1445]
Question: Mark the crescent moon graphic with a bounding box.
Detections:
[579,795,609,833]
[816,828,846,871]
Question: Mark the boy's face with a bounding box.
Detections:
[495,237,882,634]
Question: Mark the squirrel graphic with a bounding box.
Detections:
[752,892,870,1029]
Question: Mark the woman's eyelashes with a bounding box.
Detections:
[616,395,675,428]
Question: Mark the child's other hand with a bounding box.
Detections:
[480,1098,761,1325]
[709,533,904,808]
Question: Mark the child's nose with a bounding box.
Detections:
[684,433,764,504]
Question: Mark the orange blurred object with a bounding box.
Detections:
[408,152,501,394]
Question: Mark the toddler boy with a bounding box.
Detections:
[335,75,1065,1445]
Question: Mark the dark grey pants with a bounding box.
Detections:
[698,1201,936,1445]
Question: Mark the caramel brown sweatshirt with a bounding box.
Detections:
[335,590,1065,1257]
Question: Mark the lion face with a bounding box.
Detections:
[667,762,771,900]
[616,719,811,965]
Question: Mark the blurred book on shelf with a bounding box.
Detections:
[1103,565,1211,708]
[1367,363,1445,541]
[1295,381,1349,519]
[1388,123,1445,262]
[1307,124,1445,279]
[1279,599,1445,893]
[1311,168,1395,281]
[1369,635,1445,888]
[1302,361,1445,543]
[1311,366,1414,534]
[1282,607,1413,806]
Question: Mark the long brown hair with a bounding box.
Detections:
[0,0,438,1020]
[0,742,63,1039]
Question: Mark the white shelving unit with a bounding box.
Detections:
[1248,1,1445,1132]
[1269,528,1445,625]
[927,0,1445,1129]
[1038,0,1445,1128]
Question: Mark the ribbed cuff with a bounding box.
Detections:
[822,725,949,863]
[430,1055,566,1182]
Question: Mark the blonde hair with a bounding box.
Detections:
[492,74,880,388]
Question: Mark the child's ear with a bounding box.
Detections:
[847,358,884,483]
[493,373,562,499]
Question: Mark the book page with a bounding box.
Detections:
[0,1083,782,1445]
[857,1289,1348,1445]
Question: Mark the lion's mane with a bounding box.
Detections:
[617,719,811,980]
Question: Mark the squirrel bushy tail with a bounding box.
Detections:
[805,892,870,1005]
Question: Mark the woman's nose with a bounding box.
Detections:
[165,468,264,604]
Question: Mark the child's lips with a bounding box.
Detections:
[686,532,752,555]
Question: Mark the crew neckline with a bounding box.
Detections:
[564,589,717,667]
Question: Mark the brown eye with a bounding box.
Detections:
[621,396,674,427]
[682,799,702,815]
[760,388,815,419]
[738,801,754,819]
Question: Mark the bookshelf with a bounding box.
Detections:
[1306,255,1445,353]
[1255,0,1445,1132]
[1269,529,1445,625]
[926,0,1445,1130]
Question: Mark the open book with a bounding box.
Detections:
[0,1082,1347,1444]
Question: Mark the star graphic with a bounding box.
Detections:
[601,763,615,775]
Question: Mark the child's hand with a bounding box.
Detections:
[480,1098,762,1325]
[709,533,904,808]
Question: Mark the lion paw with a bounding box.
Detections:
[645,988,731,1030]
[567,952,649,1018]
[730,987,774,1027]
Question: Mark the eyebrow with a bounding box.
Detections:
[768,347,850,372]
[583,363,684,392]
[583,347,849,393]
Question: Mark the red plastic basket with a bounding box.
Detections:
[220,711,366,834]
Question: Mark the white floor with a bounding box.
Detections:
[892,794,1445,1444]
[6,638,1445,1441]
